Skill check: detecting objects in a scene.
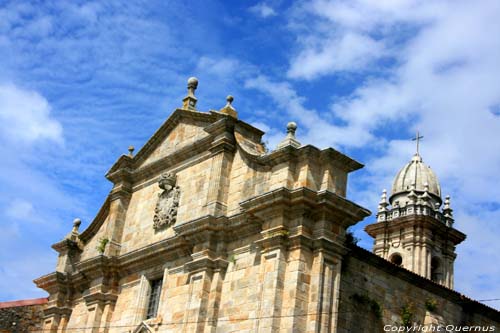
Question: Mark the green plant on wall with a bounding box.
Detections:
[401,303,414,328]
[425,298,438,312]
[96,237,109,254]
[352,293,382,319]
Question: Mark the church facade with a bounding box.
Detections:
[34,78,499,332]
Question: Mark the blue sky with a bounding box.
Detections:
[0,0,499,310]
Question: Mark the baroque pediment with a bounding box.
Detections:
[134,109,214,168]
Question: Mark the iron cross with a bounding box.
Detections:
[412,131,424,155]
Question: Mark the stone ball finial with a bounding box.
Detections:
[128,145,135,156]
[73,218,81,228]
[187,77,198,90]
[287,122,297,133]
[226,95,234,104]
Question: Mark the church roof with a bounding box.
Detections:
[390,153,441,203]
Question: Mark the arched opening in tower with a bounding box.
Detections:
[390,253,403,266]
[431,257,443,283]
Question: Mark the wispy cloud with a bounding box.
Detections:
[249,3,277,18]
[0,83,63,144]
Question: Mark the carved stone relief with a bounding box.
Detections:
[153,173,180,230]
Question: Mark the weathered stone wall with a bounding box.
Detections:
[0,303,45,333]
[337,246,499,333]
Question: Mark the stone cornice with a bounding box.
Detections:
[33,272,68,293]
[83,292,118,305]
[118,235,191,274]
[173,215,224,239]
[51,238,83,254]
[240,187,370,224]
[43,306,72,317]
[183,256,229,274]
[365,215,466,245]
[75,255,119,277]
[37,191,365,293]
[260,145,363,172]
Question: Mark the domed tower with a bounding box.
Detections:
[365,146,466,288]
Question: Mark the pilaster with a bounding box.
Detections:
[104,182,131,256]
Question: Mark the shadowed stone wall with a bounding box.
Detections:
[0,300,46,333]
[337,246,499,333]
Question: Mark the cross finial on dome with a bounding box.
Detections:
[412,131,424,155]
[182,77,198,110]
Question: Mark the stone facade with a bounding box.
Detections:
[34,79,499,332]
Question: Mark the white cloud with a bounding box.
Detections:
[245,75,374,148]
[197,56,241,78]
[288,32,386,80]
[287,0,448,79]
[6,199,34,220]
[0,83,63,144]
[249,3,277,18]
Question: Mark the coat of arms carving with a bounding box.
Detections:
[153,173,180,230]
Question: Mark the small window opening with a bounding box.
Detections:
[146,278,163,319]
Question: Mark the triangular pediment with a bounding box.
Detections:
[132,322,153,333]
[134,109,216,168]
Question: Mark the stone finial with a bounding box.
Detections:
[128,145,135,157]
[443,195,453,215]
[443,195,454,226]
[408,182,418,203]
[219,95,238,118]
[379,189,387,203]
[421,182,431,206]
[378,189,389,212]
[73,218,81,230]
[182,77,198,110]
[65,218,81,241]
[277,122,301,149]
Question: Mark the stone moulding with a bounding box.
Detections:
[130,109,216,167]
[35,186,371,297]
[105,109,362,188]
[365,214,466,244]
[79,196,110,244]
[240,187,370,224]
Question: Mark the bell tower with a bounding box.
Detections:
[365,137,465,288]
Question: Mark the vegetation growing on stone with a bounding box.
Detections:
[96,237,109,254]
